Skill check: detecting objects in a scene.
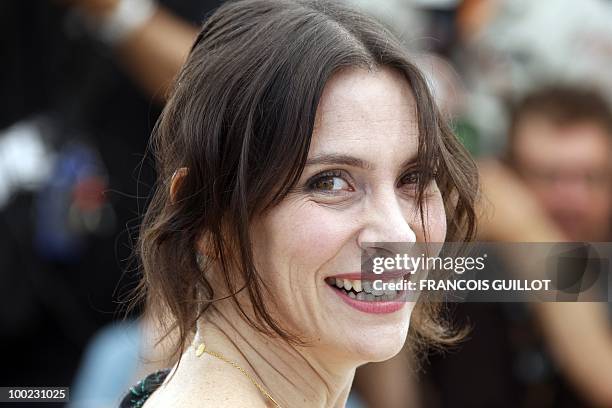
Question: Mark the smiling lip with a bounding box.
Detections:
[325,272,409,314]
[328,284,407,314]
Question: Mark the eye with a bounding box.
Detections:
[399,171,420,186]
[398,168,439,189]
[307,170,354,193]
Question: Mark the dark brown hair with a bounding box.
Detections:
[507,86,612,163]
[136,0,479,360]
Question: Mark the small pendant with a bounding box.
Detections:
[196,343,206,357]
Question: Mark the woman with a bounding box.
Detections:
[121,0,478,406]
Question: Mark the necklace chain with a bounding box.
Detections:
[195,342,283,407]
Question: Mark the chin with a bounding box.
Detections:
[340,303,415,364]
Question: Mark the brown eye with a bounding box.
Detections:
[307,171,353,192]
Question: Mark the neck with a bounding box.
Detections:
[193,302,357,408]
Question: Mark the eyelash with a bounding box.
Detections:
[397,168,439,188]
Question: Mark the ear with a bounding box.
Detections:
[170,167,189,203]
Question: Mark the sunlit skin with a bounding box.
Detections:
[148,66,447,407]
[513,116,612,241]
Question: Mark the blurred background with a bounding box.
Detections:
[1,0,611,407]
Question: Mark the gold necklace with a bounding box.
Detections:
[195,342,283,407]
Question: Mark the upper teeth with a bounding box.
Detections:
[333,277,403,293]
[343,279,352,291]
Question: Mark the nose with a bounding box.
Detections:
[550,177,591,214]
[357,189,417,250]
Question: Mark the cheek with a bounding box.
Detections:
[255,201,355,280]
[252,201,356,334]
[422,191,447,242]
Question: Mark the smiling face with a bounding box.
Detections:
[249,67,447,364]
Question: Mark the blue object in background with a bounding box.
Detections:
[34,141,114,262]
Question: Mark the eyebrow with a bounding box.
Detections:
[305,153,372,169]
[304,153,418,170]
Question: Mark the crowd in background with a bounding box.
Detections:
[1,0,611,407]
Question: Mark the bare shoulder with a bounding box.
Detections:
[142,353,269,408]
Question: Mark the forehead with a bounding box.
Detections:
[309,67,419,165]
[514,116,612,170]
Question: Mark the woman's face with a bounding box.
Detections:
[250,66,447,364]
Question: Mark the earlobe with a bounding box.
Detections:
[170,167,189,203]
[195,250,207,271]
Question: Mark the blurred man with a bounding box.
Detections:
[504,87,612,407]
[507,87,612,242]
[471,86,612,408]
